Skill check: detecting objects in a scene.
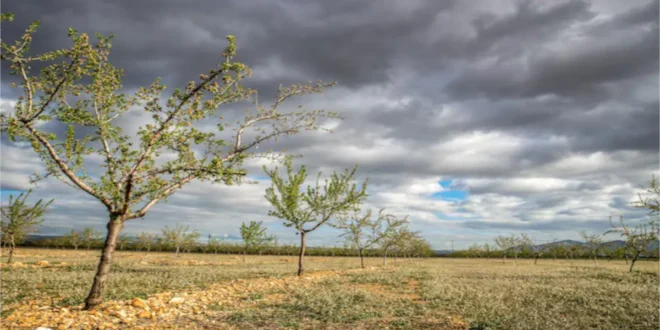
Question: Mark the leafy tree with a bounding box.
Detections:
[161,223,195,256]
[0,190,53,263]
[181,230,200,253]
[264,158,367,276]
[580,231,602,265]
[334,209,403,268]
[607,216,658,272]
[136,232,155,252]
[239,221,274,262]
[68,229,82,250]
[0,14,338,309]
[82,227,101,250]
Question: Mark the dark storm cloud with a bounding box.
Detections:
[1,0,658,247]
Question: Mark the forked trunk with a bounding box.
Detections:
[297,232,306,276]
[8,234,15,264]
[84,217,124,310]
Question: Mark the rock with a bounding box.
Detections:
[131,298,148,310]
[137,310,152,319]
[35,327,53,330]
[168,297,185,305]
[35,260,49,267]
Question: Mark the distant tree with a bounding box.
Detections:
[206,236,224,254]
[580,231,603,265]
[82,227,101,250]
[161,224,195,256]
[264,158,367,276]
[494,235,515,263]
[607,216,658,272]
[117,235,131,251]
[136,232,155,252]
[68,229,82,250]
[335,209,404,268]
[239,221,274,262]
[378,216,410,265]
[0,190,53,263]
[0,12,339,309]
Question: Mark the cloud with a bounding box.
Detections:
[1,0,657,249]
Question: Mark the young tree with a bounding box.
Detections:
[264,158,367,276]
[334,209,402,268]
[0,14,339,309]
[0,190,53,263]
[580,231,603,265]
[82,227,101,250]
[68,229,82,250]
[494,235,515,263]
[161,224,194,256]
[376,215,409,265]
[239,221,274,262]
[607,216,658,272]
[136,232,154,252]
[117,235,131,251]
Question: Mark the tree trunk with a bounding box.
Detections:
[175,245,180,257]
[84,217,124,310]
[297,232,306,276]
[243,248,247,263]
[359,248,365,269]
[624,254,629,265]
[8,234,15,264]
[383,247,389,266]
[534,254,539,265]
[630,252,640,272]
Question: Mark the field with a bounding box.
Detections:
[1,248,658,330]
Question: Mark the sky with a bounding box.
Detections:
[0,0,658,250]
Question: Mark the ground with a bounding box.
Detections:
[1,248,658,329]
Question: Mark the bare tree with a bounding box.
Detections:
[494,235,515,263]
[82,227,101,250]
[136,232,154,252]
[239,221,274,262]
[264,158,367,276]
[68,229,82,250]
[0,190,53,263]
[0,14,340,309]
[606,216,658,272]
[161,224,195,256]
[580,231,602,265]
[335,209,405,268]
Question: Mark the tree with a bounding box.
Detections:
[607,216,658,272]
[68,229,82,250]
[161,224,195,256]
[0,14,339,309]
[117,235,131,251]
[239,221,274,262]
[375,214,409,265]
[82,227,101,250]
[580,231,602,265]
[264,158,367,276]
[334,209,401,268]
[136,232,154,252]
[0,190,53,263]
[494,235,515,263]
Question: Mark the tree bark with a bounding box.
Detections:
[8,234,15,264]
[175,245,180,257]
[383,247,389,266]
[243,248,247,263]
[84,216,124,310]
[359,248,365,268]
[630,252,640,272]
[297,232,306,276]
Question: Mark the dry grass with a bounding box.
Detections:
[1,248,658,329]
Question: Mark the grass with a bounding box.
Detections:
[1,248,659,329]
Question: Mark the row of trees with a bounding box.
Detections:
[453,214,659,272]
